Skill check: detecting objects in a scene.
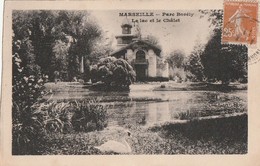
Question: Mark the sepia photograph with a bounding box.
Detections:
[11,8,249,155]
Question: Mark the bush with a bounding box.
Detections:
[169,67,186,82]
[12,45,47,155]
[90,57,136,90]
[12,53,46,109]
[40,101,73,133]
[12,103,46,155]
[13,99,108,154]
[174,110,202,120]
[71,100,108,132]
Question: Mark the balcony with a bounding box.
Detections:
[132,59,149,65]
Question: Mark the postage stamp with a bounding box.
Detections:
[222,0,258,45]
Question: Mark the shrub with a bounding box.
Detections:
[174,110,202,121]
[12,53,46,109]
[12,103,46,155]
[160,84,166,88]
[90,57,136,90]
[71,100,108,132]
[40,101,73,133]
[12,44,47,155]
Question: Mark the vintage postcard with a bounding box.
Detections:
[1,0,260,166]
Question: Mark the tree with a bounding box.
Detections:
[145,35,161,48]
[12,11,41,78]
[53,11,102,81]
[12,40,47,155]
[199,9,223,30]
[12,11,104,81]
[167,49,185,68]
[184,42,205,82]
[90,57,136,90]
[196,9,247,84]
[201,29,247,84]
[13,11,59,80]
[52,40,70,80]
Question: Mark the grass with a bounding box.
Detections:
[40,114,247,155]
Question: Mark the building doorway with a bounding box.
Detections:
[135,65,147,81]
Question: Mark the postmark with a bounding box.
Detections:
[222,0,258,45]
[248,48,260,64]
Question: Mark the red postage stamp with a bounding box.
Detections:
[222,0,258,45]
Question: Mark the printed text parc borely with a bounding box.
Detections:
[119,12,195,23]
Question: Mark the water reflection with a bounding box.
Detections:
[107,91,247,127]
[44,86,247,127]
[108,100,191,127]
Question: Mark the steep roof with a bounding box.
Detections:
[110,40,161,57]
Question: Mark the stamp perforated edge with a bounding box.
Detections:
[221,0,259,46]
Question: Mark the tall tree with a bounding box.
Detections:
[201,29,247,84]
[54,11,102,80]
[184,42,205,81]
[12,11,104,81]
[196,9,247,84]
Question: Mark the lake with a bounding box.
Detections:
[44,83,247,127]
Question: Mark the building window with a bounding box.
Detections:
[122,27,130,34]
[136,50,146,60]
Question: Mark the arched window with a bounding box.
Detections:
[136,50,146,60]
[122,27,131,34]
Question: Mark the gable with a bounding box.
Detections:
[110,40,161,58]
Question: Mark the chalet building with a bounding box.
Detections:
[110,18,169,81]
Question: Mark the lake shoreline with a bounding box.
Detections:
[153,82,247,92]
[44,81,247,93]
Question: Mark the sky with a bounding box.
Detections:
[90,10,215,57]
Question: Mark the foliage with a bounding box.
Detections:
[184,10,247,84]
[156,56,167,71]
[52,40,70,80]
[174,110,202,120]
[12,45,47,154]
[71,100,108,132]
[199,9,223,30]
[12,11,104,81]
[12,104,47,155]
[40,101,73,133]
[12,41,46,112]
[13,98,109,154]
[184,43,205,82]
[90,57,136,90]
[145,35,161,48]
[201,29,248,84]
[167,49,185,69]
